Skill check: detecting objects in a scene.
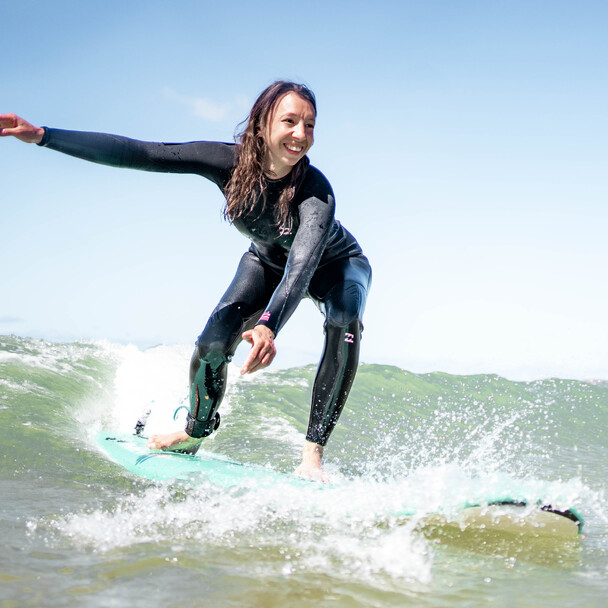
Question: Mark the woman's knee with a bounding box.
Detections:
[324,281,367,328]
[189,343,228,382]
[193,303,247,365]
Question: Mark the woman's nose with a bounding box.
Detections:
[292,122,306,140]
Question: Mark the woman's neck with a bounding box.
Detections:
[263,159,293,180]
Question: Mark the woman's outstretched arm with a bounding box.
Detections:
[0,114,44,143]
[1,115,235,185]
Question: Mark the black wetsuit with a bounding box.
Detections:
[39,128,372,446]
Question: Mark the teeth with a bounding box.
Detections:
[285,144,303,152]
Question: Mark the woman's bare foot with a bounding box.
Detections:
[294,441,329,483]
[146,431,203,455]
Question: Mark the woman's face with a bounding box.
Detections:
[262,92,315,179]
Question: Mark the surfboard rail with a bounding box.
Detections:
[95,431,584,539]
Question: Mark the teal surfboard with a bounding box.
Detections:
[96,430,303,489]
[95,431,583,538]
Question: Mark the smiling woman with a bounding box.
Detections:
[224,81,317,235]
[263,93,315,176]
[0,80,372,482]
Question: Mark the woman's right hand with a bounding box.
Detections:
[0,113,45,144]
[240,325,277,375]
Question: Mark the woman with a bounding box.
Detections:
[1,81,372,481]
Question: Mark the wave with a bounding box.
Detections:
[2,334,606,480]
[2,335,607,584]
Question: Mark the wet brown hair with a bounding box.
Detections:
[224,81,317,232]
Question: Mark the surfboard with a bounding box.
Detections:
[95,431,583,539]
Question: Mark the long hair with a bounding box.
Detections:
[224,81,317,232]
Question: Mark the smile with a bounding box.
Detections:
[284,143,303,154]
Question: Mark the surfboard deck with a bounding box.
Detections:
[96,430,299,488]
[95,431,583,539]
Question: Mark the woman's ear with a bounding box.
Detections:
[256,120,265,140]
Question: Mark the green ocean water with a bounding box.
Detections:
[1,335,607,607]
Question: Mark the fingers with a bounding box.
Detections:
[0,113,17,128]
[0,113,17,136]
[241,341,275,374]
[0,128,20,138]
[0,113,22,135]
[0,113,44,143]
[243,348,275,374]
[240,327,276,374]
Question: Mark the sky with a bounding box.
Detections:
[2,0,607,381]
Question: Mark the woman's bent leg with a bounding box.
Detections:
[148,252,278,452]
[186,306,245,438]
[186,252,279,439]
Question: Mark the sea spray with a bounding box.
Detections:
[3,336,608,606]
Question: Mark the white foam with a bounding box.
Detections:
[89,342,247,436]
[49,477,435,586]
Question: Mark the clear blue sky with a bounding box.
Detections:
[2,0,607,380]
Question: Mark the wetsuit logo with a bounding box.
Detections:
[259,312,271,322]
[344,333,354,344]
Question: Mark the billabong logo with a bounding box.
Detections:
[345,333,354,343]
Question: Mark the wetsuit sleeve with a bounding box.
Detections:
[256,192,335,336]
[38,128,234,187]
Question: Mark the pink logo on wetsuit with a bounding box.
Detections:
[345,333,354,344]
[259,312,271,322]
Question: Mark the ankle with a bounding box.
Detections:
[302,441,323,460]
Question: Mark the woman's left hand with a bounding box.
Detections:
[241,325,276,374]
[0,114,45,143]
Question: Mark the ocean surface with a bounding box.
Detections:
[1,335,607,607]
